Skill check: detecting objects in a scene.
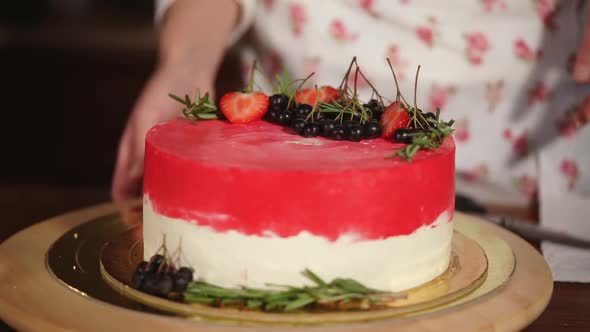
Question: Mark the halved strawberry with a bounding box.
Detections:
[294,86,340,106]
[219,92,269,124]
[380,101,411,138]
[318,86,340,103]
[294,88,316,106]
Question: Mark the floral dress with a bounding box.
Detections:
[157,0,590,208]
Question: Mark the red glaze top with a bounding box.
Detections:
[144,119,455,241]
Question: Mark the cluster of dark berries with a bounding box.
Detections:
[393,111,437,144]
[264,94,383,142]
[131,254,194,302]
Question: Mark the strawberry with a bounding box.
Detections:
[318,86,340,103]
[294,86,340,106]
[294,88,316,106]
[219,92,270,124]
[380,101,411,138]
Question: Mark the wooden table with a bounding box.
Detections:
[0,185,588,331]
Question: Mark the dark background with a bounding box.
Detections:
[0,1,157,245]
[1,0,154,187]
[0,2,156,330]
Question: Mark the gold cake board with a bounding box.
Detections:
[99,228,488,325]
[0,201,553,331]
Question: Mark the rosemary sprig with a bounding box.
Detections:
[169,88,218,124]
[184,269,405,312]
[387,108,455,161]
[316,100,372,123]
[272,68,295,96]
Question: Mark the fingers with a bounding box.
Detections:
[573,5,590,83]
[111,127,143,203]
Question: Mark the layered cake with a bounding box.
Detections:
[143,119,455,292]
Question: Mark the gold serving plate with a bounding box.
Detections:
[46,209,516,326]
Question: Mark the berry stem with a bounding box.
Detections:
[287,72,315,110]
[338,56,358,92]
[306,84,321,121]
[412,65,420,128]
[386,58,410,108]
[355,67,386,110]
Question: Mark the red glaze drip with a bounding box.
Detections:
[144,120,455,241]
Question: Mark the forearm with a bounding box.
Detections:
[158,0,239,80]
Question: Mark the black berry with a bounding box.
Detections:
[346,124,364,142]
[265,109,280,123]
[302,121,320,137]
[269,94,289,110]
[173,276,189,293]
[135,261,149,274]
[293,104,313,118]
[156,274,174,297]
[366,99,382,111]
[330,125,346,140]
[177,267,194,283]
[343,120,360,127]
[363,121,381,139]
[302,122,321,137]
[131,271,145,289]
[394,128,414,144]
[292,118,307,134]
[319,119,336,137]
[141,273,159,295]
[371,109,384,121]
[277,111,293,126]
[148,255,165,272]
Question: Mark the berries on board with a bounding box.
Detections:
[131,254,195,302]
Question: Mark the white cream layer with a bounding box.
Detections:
[143,197,453,292]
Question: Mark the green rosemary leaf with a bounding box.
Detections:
[330,278,376,294]
[302,269,327,287]
[196,113,218,120]
[264,290,302,304]
[317,293,365,303]
[264,283,299,290]
[168,93,186,105]
[246,299,263,309]
[169,89,218,124]
[221,298,245,305]
[183,294,215,305]
[265,300,290,311]
[273,68,295,95]
[283,294,315,312]
[184,269,396,312]
[409,144,420,156]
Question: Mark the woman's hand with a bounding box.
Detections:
[110,0,238,203]
[111,63,214,202]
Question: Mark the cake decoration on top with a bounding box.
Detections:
[168,57,455,161]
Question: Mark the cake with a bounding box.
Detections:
[142,119,455,292]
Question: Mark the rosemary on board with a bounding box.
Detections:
[168,88,218,124]
[272,68,296,96]
[184,269,405,312]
